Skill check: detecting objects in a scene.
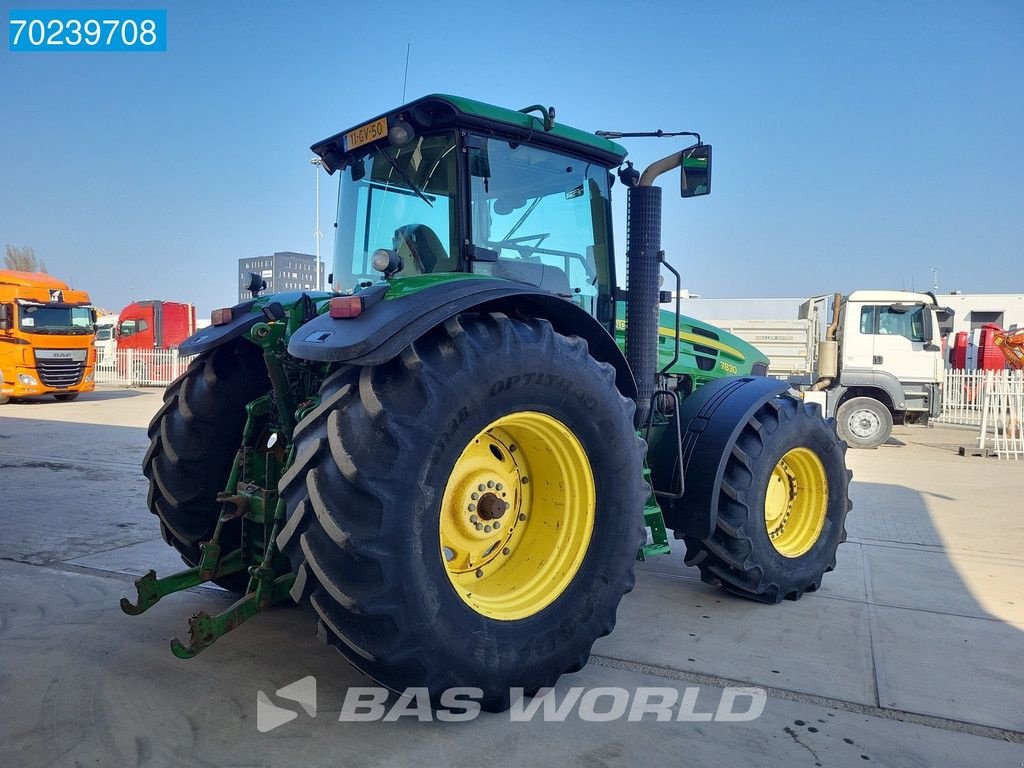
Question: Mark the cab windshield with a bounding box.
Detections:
[17,304,93,335]
[333,131,459,293]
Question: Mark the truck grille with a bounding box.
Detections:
[37,359,85,388]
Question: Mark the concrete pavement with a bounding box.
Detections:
[1,387,1022,767]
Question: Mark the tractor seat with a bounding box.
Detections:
[393,224,455,274]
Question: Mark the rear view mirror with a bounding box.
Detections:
[681,144,712,198]
[0,303,10,331]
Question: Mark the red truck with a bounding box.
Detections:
[115,300,197,383]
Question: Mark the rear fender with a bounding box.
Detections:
[288,280,637,398]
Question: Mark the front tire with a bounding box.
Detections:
[278,313,647,711]
[683,395,851,603]
[836,396,893,449]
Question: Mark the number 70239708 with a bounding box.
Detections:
[8,10,166,51]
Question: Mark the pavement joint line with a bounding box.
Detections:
[860,544,884,708]
[854,538,1024,562]
[588,655,1024,744]
[638,566,1019,625]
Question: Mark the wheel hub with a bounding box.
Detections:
[763,447,829,558]
[477,492,508,521]
[439,411,595,621]
[849,408,880,439]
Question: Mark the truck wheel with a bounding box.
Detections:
[143,341,270,593]
[278,313,647,711]
[54,393,80,402]
[836,396,892,449]
[683,395,851,603]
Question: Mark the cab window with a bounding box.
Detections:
[467,137,612,317]
[860,306,925,342]
[119,319,149,338]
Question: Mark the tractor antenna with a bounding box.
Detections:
[402,43,411,103]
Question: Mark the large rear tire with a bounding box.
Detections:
[683,395,851,603]
[143,341,270,593]
[278,313,647,711]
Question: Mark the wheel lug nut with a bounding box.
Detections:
[493,521,500,529]
[522,477,529,484]
[471,492,479,500]
[470,515,478,524]
[475,523,483,531]
[496,483,503,491]
[487,480,495,489]
[478,484,486,492]
[518,513,526,521]
[468,503,476,512]
[475,569,483,578]
[484,525,492,533]
[502,547,511,555]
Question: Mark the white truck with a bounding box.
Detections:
[93,314,118,368]
[799,290,954,448]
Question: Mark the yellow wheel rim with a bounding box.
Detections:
[763,447,828,558]
[439,411,595,621]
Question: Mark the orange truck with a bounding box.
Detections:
[0,270,96,404]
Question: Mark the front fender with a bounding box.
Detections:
[288,279,637,399]
[660,375,790,539]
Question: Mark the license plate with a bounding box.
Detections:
[343,117,388,152]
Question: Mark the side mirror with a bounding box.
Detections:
[0,303,10,331]
[681,144,712,198]
[922,307,936,344]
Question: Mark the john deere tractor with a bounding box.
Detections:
[124,95,850,711]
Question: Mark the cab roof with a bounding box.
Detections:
[0,270,71,290]
[312,94,628,173]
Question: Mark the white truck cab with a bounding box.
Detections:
[802,291,953,448]
[93,314,118,368]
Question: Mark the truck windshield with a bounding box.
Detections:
[95,326,113,341]
[17,304,93,335]
[333,131,459,293]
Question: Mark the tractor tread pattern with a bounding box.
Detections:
[278,313,647,711]
[683,396,852,604]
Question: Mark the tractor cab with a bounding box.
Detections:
[313,95,625,329]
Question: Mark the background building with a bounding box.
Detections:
[237,251,323,302]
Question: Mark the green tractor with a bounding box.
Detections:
[124,95,851,712]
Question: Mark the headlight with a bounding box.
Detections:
[18,374,38,386]
[85,373,95,382]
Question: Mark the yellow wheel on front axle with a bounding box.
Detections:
[763,447,828,558]
[439,411,595,621]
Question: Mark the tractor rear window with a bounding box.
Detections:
[332,131,459,292]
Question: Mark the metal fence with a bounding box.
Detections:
[977,370,1024,459]
[93,348,195,387]
[938,368,1024,459]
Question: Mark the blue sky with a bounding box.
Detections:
[1,0,1021,315]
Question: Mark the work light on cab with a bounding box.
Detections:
[210,308,234,326]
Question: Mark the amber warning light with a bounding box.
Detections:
[329,296,363,319]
